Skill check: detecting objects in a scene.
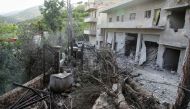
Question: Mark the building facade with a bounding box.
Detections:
[84,0,123,46]
[96,0,190,73]
[84,0,97,45]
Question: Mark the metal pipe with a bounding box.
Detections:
[15,96,48,109]
[13,83,42,98]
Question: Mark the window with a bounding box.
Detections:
[100,41,103,47]
[109,17,112,22]
[121,15,124,22]
[96,41,98,45]
[130,13,136,20]
[145,10,151,18]
[153,9,161,26]
[117,16,120,22]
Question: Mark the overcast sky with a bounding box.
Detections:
[0,0,87,15]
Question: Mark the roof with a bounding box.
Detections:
[100,0,165,13]
[100,0,133,13]
[0,38,17,42]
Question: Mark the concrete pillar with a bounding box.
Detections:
[177,49,186,74]
[53,46,61,73]
[135,33,142,62]
[156,44,165,68]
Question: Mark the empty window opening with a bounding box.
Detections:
[94,11,97,18]
[163,48,180,71]
[117,16,120,22]
[169,8,186,31]
[144,41,158,66]
[129,13,136,20]
[100,41,103,47]
[113,32,117,51]
[145,10,151,18]
[153,9,161,26]
[109,17,112,22]
[125,33,138,59]
[121,15,124,22]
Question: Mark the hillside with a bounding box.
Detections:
[6,6,41,22]
[0,16,18,23]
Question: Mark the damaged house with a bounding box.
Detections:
[93,0,190,73]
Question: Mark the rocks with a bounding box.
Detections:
[75,83,81,87]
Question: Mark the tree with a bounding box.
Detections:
[73,4,88,40]
[174,38,190,109]
[0,22,18,39]
[40,0,65,33]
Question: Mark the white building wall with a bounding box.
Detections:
[104,0,166,29]
[89,36,96,46]
[96,0,190,73]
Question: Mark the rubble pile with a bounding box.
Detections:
[8,47,177,109]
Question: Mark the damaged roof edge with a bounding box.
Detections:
[164,3,190,10]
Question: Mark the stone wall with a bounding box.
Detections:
[0,69,53,109]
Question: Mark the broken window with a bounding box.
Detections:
[163,48,180,71]
[117,16,120,22]
[145,10,151,18]
[153,9,161,26]
[109,17,112,22]
[125,33,138,59]
[129,13,136,20]
[169,8,186,31]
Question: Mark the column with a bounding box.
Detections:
[156,44,165,68]
[135,33,142,62]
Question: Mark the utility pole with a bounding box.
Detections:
[66,0,74,59]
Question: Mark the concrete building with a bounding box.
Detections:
[84,0,123,46]
[97,0,190,73]
[84,0,97,45]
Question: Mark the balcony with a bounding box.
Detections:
[84,16,97,23]
[100,20,165,30]
[84,29,96,36]
[85,3,97,11]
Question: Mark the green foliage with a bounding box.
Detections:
[40,0,65,32]
[73,4,88,40]
[0,23,18,39]
[0,48,25,95]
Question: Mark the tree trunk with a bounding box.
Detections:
[174,39,190,109]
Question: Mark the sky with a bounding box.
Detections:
[0,0,87,15]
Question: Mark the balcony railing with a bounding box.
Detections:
[85,3,97,11]
[99,20,165,30]
[84,16,97,23]
[84,29,96,36]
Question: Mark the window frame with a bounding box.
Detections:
[129,13,136,20]
[109,17,112,22]
[117,16,120,22]
[145,10,151,18]
[121,15,124,22]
